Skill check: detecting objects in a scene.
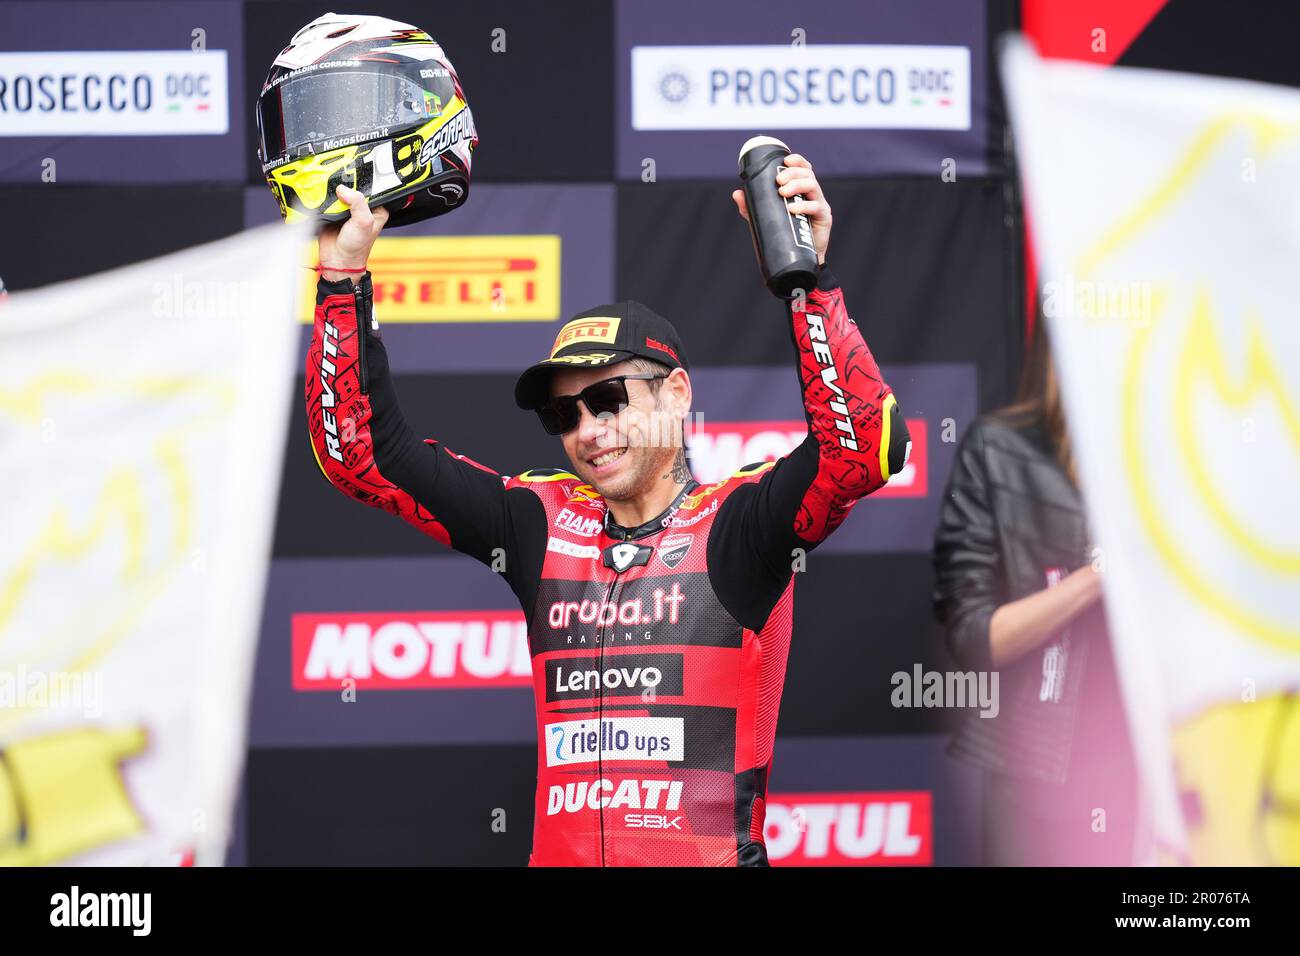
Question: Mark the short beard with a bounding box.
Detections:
[584,444,679,502]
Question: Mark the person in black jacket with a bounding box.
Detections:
[933,320,1140,866]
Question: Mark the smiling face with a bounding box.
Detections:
[548,359,691,502]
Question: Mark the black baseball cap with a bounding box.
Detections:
[514,301,689,410]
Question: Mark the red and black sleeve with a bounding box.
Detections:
[709,263,910,629]
[305,274,547,605]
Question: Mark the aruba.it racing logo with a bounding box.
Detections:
[546,583,686,630]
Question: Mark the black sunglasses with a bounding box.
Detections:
[536,374,667,435]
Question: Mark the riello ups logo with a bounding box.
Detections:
[298,235,561,323]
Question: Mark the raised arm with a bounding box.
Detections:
[713,154,908,628]
[709,263,909,627]
[305,186,547,598]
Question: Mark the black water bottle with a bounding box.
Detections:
[738,135,819,298]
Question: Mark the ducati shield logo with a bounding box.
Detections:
[657,533,693,569]
[604,542,652,572]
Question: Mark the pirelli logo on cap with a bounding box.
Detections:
[551,316,621,357]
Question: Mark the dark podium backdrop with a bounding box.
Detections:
[3,0,1032,866]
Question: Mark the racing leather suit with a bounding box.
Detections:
[304,265,910,866]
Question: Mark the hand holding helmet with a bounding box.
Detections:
[256,13,477,229]
[318,184,388,282]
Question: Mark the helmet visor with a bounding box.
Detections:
[258,67,456,163]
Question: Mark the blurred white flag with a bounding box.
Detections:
[0,223,304,864]
[1003,41,1300,865]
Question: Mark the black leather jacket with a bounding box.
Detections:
[932,414,1114,785]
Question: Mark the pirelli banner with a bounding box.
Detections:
[243,183,617,377]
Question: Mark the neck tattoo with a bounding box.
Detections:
[664,448,692,485]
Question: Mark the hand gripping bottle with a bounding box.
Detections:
[738,135,819,298]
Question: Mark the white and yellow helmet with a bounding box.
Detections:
[255,12,477,228]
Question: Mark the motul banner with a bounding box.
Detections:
[0,223,302,864]
[292,610,531,690]
[766,791,933,865]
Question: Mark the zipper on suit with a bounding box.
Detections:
[354,284,370,395]
[594,564,621,867]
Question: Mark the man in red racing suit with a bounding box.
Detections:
[305,156,910,866]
